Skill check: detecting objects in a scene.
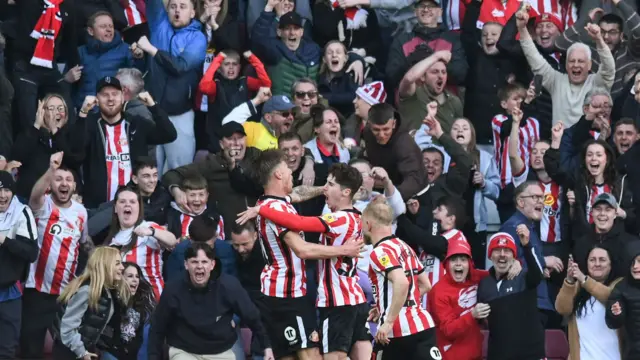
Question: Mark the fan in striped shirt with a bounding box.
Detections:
[239,163,374,359]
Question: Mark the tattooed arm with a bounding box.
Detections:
[289,186,324,203]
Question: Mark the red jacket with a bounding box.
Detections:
[427,240,489,360]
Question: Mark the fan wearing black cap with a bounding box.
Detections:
[251,0,366,97]
[572,192,640,279]
[73,76,177,210]
[0,171,38,360]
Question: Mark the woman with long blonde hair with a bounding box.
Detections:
[52,247,129,360]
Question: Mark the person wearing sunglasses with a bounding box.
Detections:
[290,78,328,144]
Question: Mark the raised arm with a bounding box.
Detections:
[289,185,324,203]
[199,53,225,98]
[615,0,640,58]
[29,152,63,211]
[517,10,559,92]
[221,88,270,126]
[398,51,451,99]
[588,23,615,90]
[396,215,448,260]
[508,108,526,176]
[139,93,178,145]
[245,51,273,90]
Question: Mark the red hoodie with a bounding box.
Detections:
[427,240,489,360]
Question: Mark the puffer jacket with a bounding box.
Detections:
[75,32,134,108]
[606,240,640,360]
[145,0,207,115]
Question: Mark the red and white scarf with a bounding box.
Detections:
[121,0,147,26]
[30,0,64,69]
[330,0,368,30]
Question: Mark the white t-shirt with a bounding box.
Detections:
[576,296,621,360]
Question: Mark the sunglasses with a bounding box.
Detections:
[295,91,318,99]
[277,111,292,118]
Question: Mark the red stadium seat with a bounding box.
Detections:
[545,329,569,360]
[44,331,53,354]
[481,330,489,360]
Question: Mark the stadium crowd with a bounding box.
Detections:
[3,0,640,359]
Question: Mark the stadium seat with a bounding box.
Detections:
[481,330,489,359]
[545,329,569,360]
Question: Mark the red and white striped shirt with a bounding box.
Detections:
[123,0,146,26]
[477,0,576,29]
[27,196,88,295]
[104,122,132,201]
[514,172,563,243]
[444,0,470,31]
[369,236,435,338]
[109,221,165,299]
[419,229,468,309]
[257,196,307,298]
[179,212,225,240]
[492,114,540,188]
[587,184,613,223]
[316,210,366,308]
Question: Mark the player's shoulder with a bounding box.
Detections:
[262,197,295,212]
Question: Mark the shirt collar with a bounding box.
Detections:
[316,138,339,157]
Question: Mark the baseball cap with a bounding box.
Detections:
[415,0,441,7]
[488,232,518,256]
[219,122,247,139]
[593,193,618,209]
[96,76,122,93]
[279,12,303,28]
[263,95,295,114]
[0,171,16,194]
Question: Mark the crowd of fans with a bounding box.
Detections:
[4,0,640,359]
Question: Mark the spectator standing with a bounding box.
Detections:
[477,231,545,360]
[428,240,489,360]
[148,242,274,360]
[11,94,78,201]
[291,78,324,143]
[197,0,245,53]
[51,247,129,360]
[398,48,462,134]
[8,0,78,132]
[246,0,313,36]
[363,103,427,201]
[555,1,640,99]
[117,68,154,124]
[343,81,387,152]
[304,106,351,165]
[0,66,13,157]
[0,172,38,360]
[555,246,623,360]
[105,186,178,299]
[136,0,207,173]
[518,8,615,128]
[386,0,467,92]
[73,77,177,209]
[21,153,92,360]
[317,41,359,118]
[606,240,640,360]
[72,11,137,110]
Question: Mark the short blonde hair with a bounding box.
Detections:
[363,197,394,227]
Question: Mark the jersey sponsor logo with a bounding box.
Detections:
[105,153,131,162]
[321,213,336,223]
[457,285,478,309]
[49,223,78,237]
[544,193,555,206]
[378,254,391,267]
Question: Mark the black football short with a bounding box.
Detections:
[372,327,441,360]
[318,303,372,354]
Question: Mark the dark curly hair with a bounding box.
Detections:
[122,262,156,324]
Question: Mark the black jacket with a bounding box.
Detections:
[477,243,544,360]
[460,1,517,144]
[0,202,38,289]
[606,240,640,359]
[0,70,13,158]
[11,125,80,200]
[147,266,269,360]
[72,105,177,209]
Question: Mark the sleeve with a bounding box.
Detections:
[440,133,473,192]
[553,16,589,52]
[543,148,575,188]
[245,54,273,91]
[258,206,328,233]
[60,286,91,358]
[162,154,217,189]
[152,32,207,75]
[61,2,79,67]
[432,291,477,341]
[146,0,168,31]
[395,214,448,260]
[496,12,524,57]
[395,137,428,201]
[147,286,174,360]
[226,276,271,350]
[520,37,559,93]
[594,42,616,91]
[619,0,640,58]
[460,0,480,61]
[385,36,407,91]
[554,280,578,316]
[10,126,40,163]
[369,246,401,273]
[2,207,39,262]
[447,34,468,85]
[368,0,416,9]
[482,155,501,200]
[145,105,178,145]
[143,222,164,250]
[385,186,407,220]
[523,244,544,289]
[250,11,282,65]
[222,101,258,125]
[198,54,224,98]
[228,162,264,197]
[605,282,626,329]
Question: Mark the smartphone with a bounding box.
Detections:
[533,75,543,96]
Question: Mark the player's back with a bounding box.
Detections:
[256,196,306,298]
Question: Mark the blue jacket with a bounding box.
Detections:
[146,0,207,115]
[499,210,553,311]
[165,239,237,283]
[74,33,134,109]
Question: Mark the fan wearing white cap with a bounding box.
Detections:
[343,81,387,148]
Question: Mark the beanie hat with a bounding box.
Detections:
[330,0,368,30]
[488,232,518,257]
[444,238,472,262]
[534,12,562,31]
[0,171,16,194]
[355,81,387,106]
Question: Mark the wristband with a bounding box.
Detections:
[150,227,156,237]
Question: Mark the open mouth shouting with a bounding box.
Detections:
[538,34,553,47]
[194,269,207,283]
[0,197,9,208]
[129,282,138,293]
[588,162,602,175]
[618,141,631,153]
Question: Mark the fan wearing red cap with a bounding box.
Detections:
[427,239,490,360]
[534,13,562,49]
[476,227,546,360]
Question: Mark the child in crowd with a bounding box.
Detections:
[317,40,359,118]
[198,49,271,153]
[167,173,224,241]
